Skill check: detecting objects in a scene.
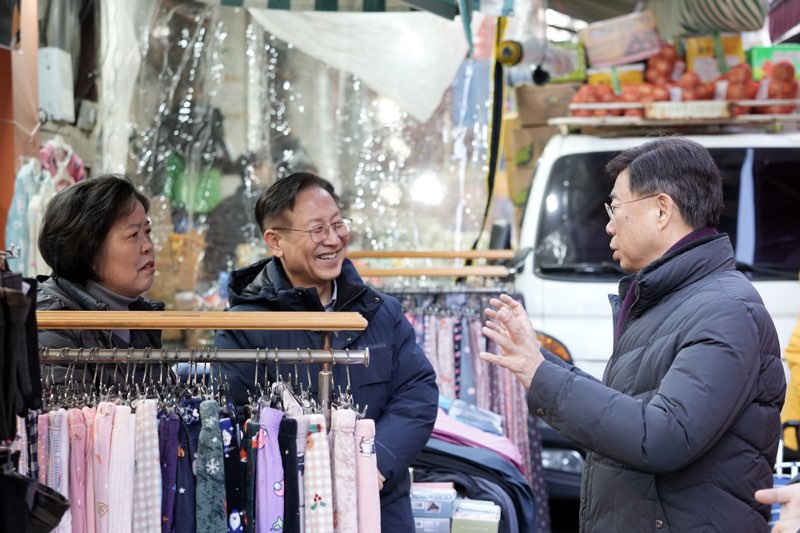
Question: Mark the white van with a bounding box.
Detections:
[516,130,800,380]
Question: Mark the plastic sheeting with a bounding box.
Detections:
[91,2,493,291]
[96,0,152,173]
[247,9,474,124]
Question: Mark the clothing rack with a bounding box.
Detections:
[348,250,515,260]
[37,310,368,330]
[356,266,513,277]
[37,310,369,428]
[38,347,369,366]
[350,249,515,278]
[382,285,514,295]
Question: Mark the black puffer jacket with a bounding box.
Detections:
[37,276,164,349]
[214,257,438,533]
[529,234,785,532]
[37,276,164,387]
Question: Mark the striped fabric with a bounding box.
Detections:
[647,0,684,42]
[197,0,511,18]
[210,0,413,13]
[680,0,767,33]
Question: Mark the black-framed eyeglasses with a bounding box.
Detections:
[604,194,660,221]
[271,218,353,243]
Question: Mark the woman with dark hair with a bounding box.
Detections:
[37,174,164,352]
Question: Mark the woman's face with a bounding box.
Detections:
[93,201,155,298]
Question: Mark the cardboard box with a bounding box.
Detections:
[410,487,457,519]
[510,126,556,169]
[579,10,660,67]
[748,44,800,80]
[451,499,501,533]
[414,517,450,533]
[515,84,580,127]
[504,124,555,220]
[685,33,744,82]
[587,63,645,87]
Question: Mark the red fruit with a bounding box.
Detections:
[698,82,715,100]
[678,71,701,89]
[660,43,678,61]
[771,61,796,82]
[726,64,752,84]
[652,85,670,101]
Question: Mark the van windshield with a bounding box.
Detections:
[533,148,800,280]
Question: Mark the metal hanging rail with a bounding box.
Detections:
[356,266,513,277]
[38,347,370,366]
[36,310,368,331]
[347,249,515,260]
[348,250,515,278]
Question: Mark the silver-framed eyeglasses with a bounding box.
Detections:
[272,218,353,243]
[604,194,659,221]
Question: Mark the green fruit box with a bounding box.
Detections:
[748,45,800,80]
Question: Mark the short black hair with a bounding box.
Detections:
[38,174,150,283]
[605,136,724,228]
[254,172,340,233]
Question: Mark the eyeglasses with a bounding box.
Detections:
[272,218,353,243]
[604,194,659,221]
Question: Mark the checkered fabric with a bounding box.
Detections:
[133,399,162,533]
[46,410,62,492]
[304,414,334,533]
[27,411,39,479]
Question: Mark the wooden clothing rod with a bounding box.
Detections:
[356,266,512,278]
[38,347,370,366]
[384,286,516,295]
[348,249,515,260]
[37,311,368,331]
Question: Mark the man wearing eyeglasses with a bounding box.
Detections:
[214,171,438,533]
[480,137,784,532]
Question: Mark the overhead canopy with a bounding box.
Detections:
[206,0,509,18]
[546,0,638,22]
[200,0,457,17]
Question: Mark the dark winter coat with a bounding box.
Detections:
[37,276,164,349]
[213,257,438,530]
[36,276,164,387]
[529,234,785,532]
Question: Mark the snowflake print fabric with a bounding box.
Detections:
[196,400,227,532]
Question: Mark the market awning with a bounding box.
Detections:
[770,0,800,43]
[546,0,639,23]
[205,0,464,18]
[208,0,521,18]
